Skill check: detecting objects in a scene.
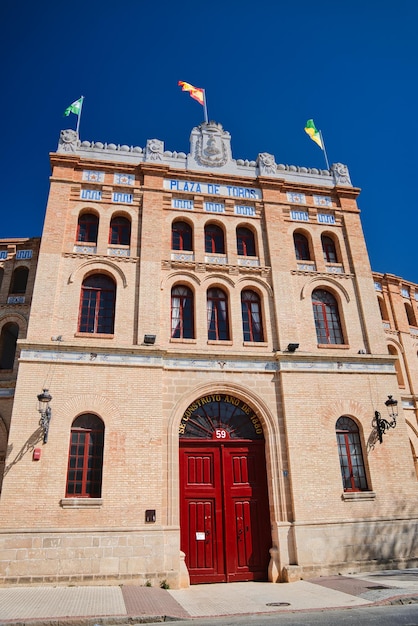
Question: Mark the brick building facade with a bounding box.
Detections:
[0,237,40,492]
[0,123,416,586]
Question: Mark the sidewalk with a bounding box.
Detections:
[0,569,417,625]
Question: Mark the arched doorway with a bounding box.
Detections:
[179,393,271,584]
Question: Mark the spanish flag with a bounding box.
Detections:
[304,119,323,149]
[178,81,205,106]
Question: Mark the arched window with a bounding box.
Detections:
[205,224,225,254]
[378,297,389,321]
[109,216,131,246]
[171,285,194,339]
[0,416,7,493]
[388,345,405,387]
[78,274,116,334]
[405,303,417,326]
[66,414,104,498]
[312,289,344,344]
[9,267,29,294]
[77,213,99,243]
[410,440,418,480]
[336,417,368,492]
[293,233,310,261]
[0,323,19,369]
[241,290,264,342]
[172,221,192,251]
[236,227,256,256]
[207,288,229,340]
[322,234,337,263]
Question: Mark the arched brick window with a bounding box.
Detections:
[378,296,389,321]
[171,285,194,339]
[0,416,7,493]
[205,224,225,254]
[207,288,229,340]
[312,289,344,344]
[405,302,417,327]
[321,234,337,263]
[172,221,192,251]
[293,233,310,261]
[109,216,131,246]
[388,345,405,387]
[78,274,116,334]
[241,290,264,342]
[236,227,256,256]
[66,414,104,498]
[336,417,368,492]
[10,267,29,294]
[77,213,99,244]
[0,323,19,369]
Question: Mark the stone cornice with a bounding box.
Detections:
[18,345,396,375]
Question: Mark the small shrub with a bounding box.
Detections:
[160,579,170,589]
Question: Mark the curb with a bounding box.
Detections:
[0,617,183,626]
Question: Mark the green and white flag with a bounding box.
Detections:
[64,97,83,117]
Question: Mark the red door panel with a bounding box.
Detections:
[180,446,225,583]
[180,441,270,584]
[185,500,217,572]
[223,445,271,581]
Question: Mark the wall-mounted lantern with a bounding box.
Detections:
[37,389,52,444]
[374,395,398,444]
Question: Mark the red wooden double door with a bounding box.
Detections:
[180,440,271,584]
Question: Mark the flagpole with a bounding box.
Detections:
[203,90,209,124]
[76,96,84,136]
[320,130,330,170]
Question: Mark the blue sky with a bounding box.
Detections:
[1,0,417,282]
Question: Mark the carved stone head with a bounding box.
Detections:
[58,129,78,152]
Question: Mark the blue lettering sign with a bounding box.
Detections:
[0,251,7,260]
[182,181,202,193]
[164,179,260,199]
[227,186,257,199]
[16,250,33,260]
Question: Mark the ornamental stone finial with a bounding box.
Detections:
[188,121,232,170]
[58,129,78,152]
[257,152,277,176]
[331,163,352,186]
[145,138,164,161]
